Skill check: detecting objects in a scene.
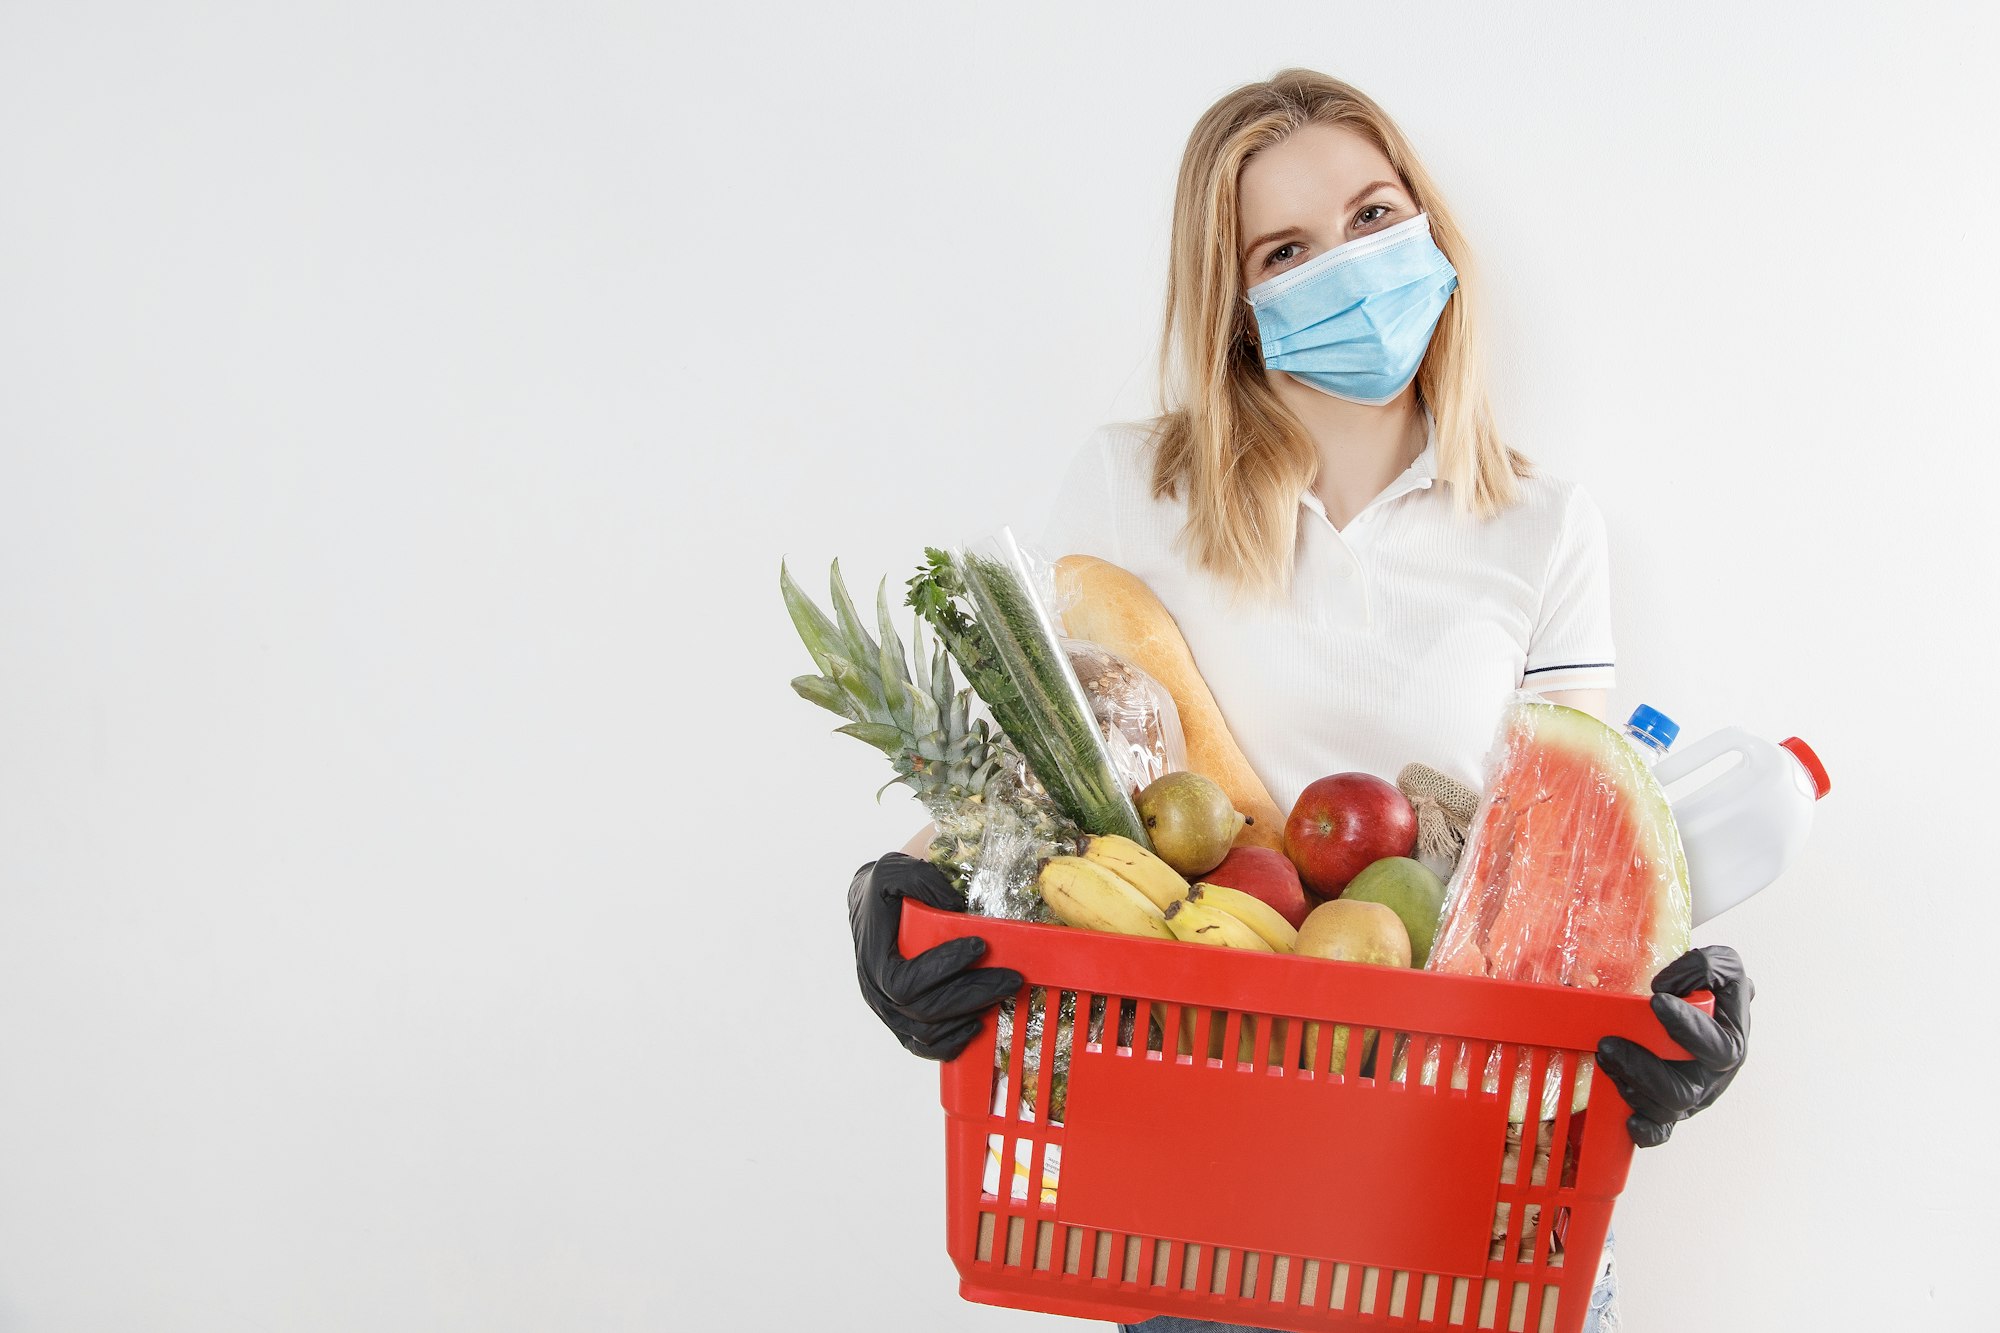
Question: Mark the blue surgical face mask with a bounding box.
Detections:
[1243,211,1459,405]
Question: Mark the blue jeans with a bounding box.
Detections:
[1116,1228,1619,1333]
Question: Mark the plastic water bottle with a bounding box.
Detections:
[1622,704,1679,765]
[1653,729,1831,925]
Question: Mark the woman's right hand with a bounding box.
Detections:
[847,852,1023,1061]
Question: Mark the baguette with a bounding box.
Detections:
[1053,554,1286,851]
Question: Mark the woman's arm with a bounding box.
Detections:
[1538,687,1608,722]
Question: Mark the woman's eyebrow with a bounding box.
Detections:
[1242,179,1401,259]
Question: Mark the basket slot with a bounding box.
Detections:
[1490,1201,1512,1265]
[1266,1251,1295,1304]
[1032,1218,1056,1271]
[991,984,1032,1211]
[1121,1233,1144,1283]
[1091,1229,1114,1279]
[1381,1031,1410,1088]
[987,992,1013,1119]
[1234,1248,1259,1300]
[1179,1241,1205,1292]
[1232,1011,1257,1068]
[1021,986,1047,1121]
[1506,1276,1533,1331]
[1538,1282,1562,1333]
[1446,1274,1470,1324]
[1116,997,1139,1054]
[1062,1224,1085,1275]
[1217,1009,1244,1068]
[1558,1062,1591,1189]
[1023,989,1077,1206]
[1357,1264,1381,1314]
[1514,1202,1543,1267]
[1496,1045,1529,1184]
[1536,1051,1572,1188]
[1328,1261,1352,1312]
[1478,1275,1501,1328]
[1418,1270,1441,1321]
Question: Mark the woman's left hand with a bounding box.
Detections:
[1594,945,1753,1147]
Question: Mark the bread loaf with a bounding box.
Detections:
[1053,554,1285,851]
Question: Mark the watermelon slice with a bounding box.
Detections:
[1429,696,1691,990]
[1408,694,1692,1119]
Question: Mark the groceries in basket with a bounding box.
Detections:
[781,538,1817,1141]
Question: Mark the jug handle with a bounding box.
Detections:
[1653,729,1745,787]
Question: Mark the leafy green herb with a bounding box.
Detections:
[907,540,1151,848]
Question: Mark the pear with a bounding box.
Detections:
[1135,771,1248,877]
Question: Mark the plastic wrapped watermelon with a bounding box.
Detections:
[1410,691,1694,1120]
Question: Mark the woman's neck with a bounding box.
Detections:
[1273,375,1428,530]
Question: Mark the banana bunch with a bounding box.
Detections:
[1035,853,1175,939]
[1038,835,1299,955]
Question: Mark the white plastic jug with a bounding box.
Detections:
[1653,729,1830,925]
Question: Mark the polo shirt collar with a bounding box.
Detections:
[1297,404,1438,524]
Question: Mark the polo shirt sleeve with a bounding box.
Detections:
[1028,426,1122,564]
[1521,483,1617,693]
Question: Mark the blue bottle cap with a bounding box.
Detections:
[1625,704,1680,753]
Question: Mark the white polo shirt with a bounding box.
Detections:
[1030,409,1616,809]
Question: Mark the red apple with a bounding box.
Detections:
[1196,846,1312,929]
[1283,772,1418,898]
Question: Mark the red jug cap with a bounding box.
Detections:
[1779,737,1830,799]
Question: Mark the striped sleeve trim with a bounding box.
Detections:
[1520,660,1616,691]
[1523,661,1614,677]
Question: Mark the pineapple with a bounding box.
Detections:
[779,559,1077,897]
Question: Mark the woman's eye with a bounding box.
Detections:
[1355,204,1391,228]
[1263,241,1302,269]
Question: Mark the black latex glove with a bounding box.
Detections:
[1595,945,1753,1148]
[848,852,1024,1061]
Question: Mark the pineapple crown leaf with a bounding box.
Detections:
[789,674,857,721]
[821,652,879,719]
[778,559,842,677]
[834,720,904,754]
[873,576,913,727]
[826,559,885,698]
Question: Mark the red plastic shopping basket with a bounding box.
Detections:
[899,898,1704,1333]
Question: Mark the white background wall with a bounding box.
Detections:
[2,3,1994,1330]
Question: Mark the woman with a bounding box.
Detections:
[847,69,1752,1333]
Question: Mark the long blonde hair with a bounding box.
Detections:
[1148,68,1531,605]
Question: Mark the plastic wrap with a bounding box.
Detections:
[1062,638,1187,795]
[948,529,1152,846]
[953,765,1070,923]
[1405,690,1694,1119]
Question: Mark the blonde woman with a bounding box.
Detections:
[846,70,1752,1333]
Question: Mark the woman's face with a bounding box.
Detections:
[1237,122,1419,292]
